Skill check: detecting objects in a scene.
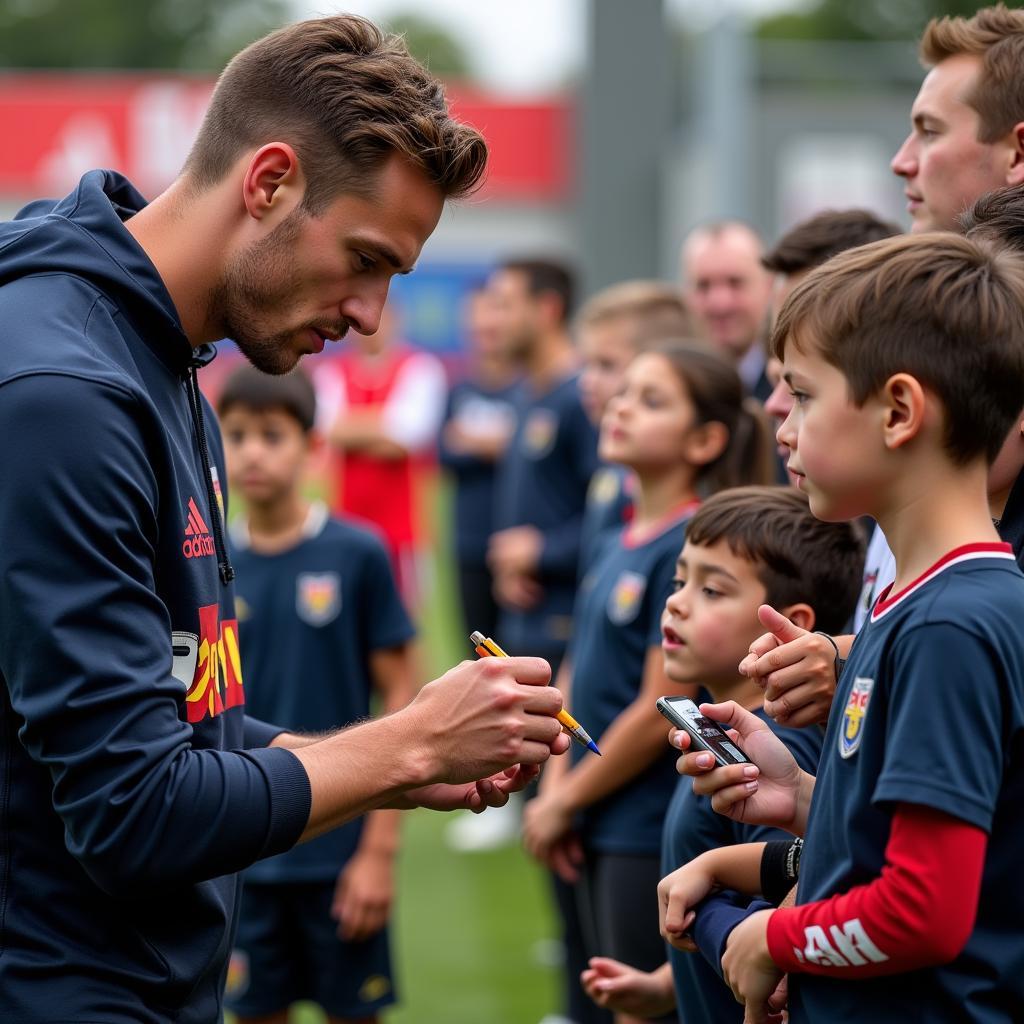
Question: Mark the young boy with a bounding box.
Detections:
[581,486,863,1024]
[217,364,417,1024]
[676,233,1024,1023]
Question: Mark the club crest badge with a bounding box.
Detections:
[607,571,646,625]
[840,677,874,758]
[296,572,341,627]
[524,408,558,459]
[589,467,621,507]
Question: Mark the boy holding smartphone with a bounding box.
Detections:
[581,486,863,1023]
[675,233,1024,1023]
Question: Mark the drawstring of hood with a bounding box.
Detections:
[185,363,235,585]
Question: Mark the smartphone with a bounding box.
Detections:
[656,695,751,766]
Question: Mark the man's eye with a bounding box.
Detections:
[355,252,376,271]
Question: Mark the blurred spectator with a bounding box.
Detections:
[679,222,773,401]
[439,286,519,643]
[487,257,597,671]
[315,305,447,609]
[576,280,694,572]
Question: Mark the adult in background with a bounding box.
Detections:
[315,303,447,610]
[487,258,599,675]
[679,221,774,401]
[0,16,567,1024]
[439,285,519,645]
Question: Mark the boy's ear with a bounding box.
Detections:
[778,602,815,632]
[685,420,729,467]
[881,372,927,451]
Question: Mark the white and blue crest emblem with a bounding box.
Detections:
[839,676,874,758]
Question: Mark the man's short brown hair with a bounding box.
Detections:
[770,232,1024,465]
[920,3,1024,144]
[685,486,865,635]
[762,210,902,277]
[575,280,695,349]
[184,15,487,212]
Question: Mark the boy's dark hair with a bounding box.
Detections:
[962,185,1024,250]
[184,15,487,214]
[770,232,1024,465]
[653,341,777,492]
[500,258,576,324]
[575,279,695,348]
[217,363,317,432]
[685,486,865,635]
[920,4,1024,145]
[762,210,902,276]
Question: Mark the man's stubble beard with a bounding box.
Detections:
[208,212,306,376]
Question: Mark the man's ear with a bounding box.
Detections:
[881,372,927,451]
[778,602,815,632]
[1006,122,1024,186]
[241,143,304,223]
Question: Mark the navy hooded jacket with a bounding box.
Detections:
[0,171,312,1022]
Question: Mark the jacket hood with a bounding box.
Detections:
[0,169,209,374]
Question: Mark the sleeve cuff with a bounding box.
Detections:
[243,745,313,860]
[766,905,800,971]
[243,715,288,749]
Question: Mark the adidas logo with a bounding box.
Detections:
[182,497,215,559]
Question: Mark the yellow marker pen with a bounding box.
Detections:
[469,631,602,755]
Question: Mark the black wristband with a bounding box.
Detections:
[760,837,804,905]
[813,630,846,680]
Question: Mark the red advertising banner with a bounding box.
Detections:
[0,73,570,201]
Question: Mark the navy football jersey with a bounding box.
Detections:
[493,373,599,655]
[579,463,634,577]
[568,507,695,854]
[230,504,415,882]
[791,543,1024,1023]
[662,710,822,1024]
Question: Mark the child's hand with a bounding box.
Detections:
[580,957,676,1018]
[739,605,843,728]
[331,850,393,941]
[657,857,715,951]
[721,908,784,1024]
[671,701,812,835]
[522,789,575,866]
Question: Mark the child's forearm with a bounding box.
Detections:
[695,842,768,895]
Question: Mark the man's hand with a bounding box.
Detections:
[739,605,843,728]
[721,909,784,1024]
[488,525,543,576]
[331,849,393,941]
[407,763,543,813]
[406,656,568,785]
[671,701,812,835]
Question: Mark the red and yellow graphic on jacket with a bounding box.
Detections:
[185,603,245,723]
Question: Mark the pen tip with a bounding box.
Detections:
[588,740,601,756]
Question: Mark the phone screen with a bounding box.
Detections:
[657,696,750,765]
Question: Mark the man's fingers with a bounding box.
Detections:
[758,603,808,644]
[495,655,553,687]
